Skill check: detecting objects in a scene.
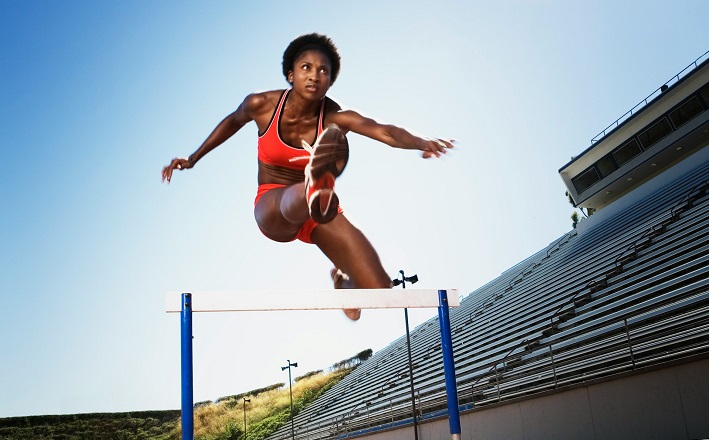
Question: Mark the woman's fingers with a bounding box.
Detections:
[422,138,456,158]
[161,158,187,183]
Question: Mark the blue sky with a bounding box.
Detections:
[1,0,707,417]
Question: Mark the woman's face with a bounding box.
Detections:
[288,49,332,100]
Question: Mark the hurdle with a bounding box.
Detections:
[166,289,462,440]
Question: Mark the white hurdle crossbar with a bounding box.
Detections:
[166,289,462,440]
[166,288,459,312]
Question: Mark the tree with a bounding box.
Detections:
[565,191,594,229]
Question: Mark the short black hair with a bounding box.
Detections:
[282,33,341,84]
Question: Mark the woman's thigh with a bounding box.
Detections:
[311,215,392,289]
[254,186,302,242]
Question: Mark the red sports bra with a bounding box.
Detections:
[257,89,325,170]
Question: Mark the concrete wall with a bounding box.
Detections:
[358,356,709,440]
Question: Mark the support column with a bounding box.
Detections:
[181,293,194,440]
[438,290,462,440]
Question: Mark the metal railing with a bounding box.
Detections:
[467,295,709,407]
[590,50,709,145]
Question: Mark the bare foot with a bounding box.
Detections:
[330,268,361,321]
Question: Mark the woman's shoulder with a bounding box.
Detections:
[323,96,366,128]
[323,95,343,114]
[244,89,287,109]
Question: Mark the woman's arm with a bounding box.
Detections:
[161,93,269,183]
[329,109,454,158]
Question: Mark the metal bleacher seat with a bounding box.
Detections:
[266,159,709,439]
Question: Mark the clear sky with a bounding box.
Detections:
[1,0,707,418]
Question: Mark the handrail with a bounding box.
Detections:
[671,179,709,217]
[614,178,708,268]
[590,50,709,145]
[546,196,707,344]
[507,231,577,292]
[468,338,529,398]
[466,292,709,406]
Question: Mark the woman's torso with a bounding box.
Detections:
[257,89,329,185]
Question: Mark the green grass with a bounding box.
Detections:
[0,410,180,440]
[188,368,351,440]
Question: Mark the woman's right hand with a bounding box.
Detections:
[161,157,193,183]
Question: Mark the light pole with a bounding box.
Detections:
[392,270,419,440]
[243,397,250,439]
[281,359,298,439]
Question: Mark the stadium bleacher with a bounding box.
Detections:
[263,155,707,440]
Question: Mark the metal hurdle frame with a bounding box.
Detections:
[166,289,462,440]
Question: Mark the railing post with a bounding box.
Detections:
[181,293,194,440]
[390,398,394,423]
[438,290,462,440]
[549,345,558,388]
[624,318,636,369]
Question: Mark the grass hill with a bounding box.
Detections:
[187,367,352,440]
[0,350,370,440]
[0,410,180,440]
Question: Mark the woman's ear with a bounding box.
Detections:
[287,72,294,84]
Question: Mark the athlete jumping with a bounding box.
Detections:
[162,33,454,320]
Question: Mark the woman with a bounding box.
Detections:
[162,33,453,320]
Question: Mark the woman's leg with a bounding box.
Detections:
[254,183,310,242]
[313,215,391,320]
[256,126,384,318]
[311,215,392,289]
[256,186,390,319]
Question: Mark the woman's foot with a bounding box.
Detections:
[301,124,349,224]
[331,268,361,321]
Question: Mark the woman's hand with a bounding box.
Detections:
[420,138,456,158]
[161,157,193,183]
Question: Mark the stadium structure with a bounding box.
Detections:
[267,51,709,440]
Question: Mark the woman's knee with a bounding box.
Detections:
[254,204,300,243]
